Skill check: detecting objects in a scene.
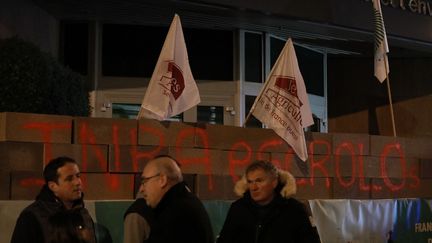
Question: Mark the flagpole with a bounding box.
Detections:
[372,0,395,137]
[384,57,397,137]
[243,110,253,128]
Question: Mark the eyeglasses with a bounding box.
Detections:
[141,173,160,185]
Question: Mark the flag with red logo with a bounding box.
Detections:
[137,14,200,120]
[250,38,313,161]
[373,0,389,83]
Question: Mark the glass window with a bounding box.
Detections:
[244,95,262,128]
[305,114,321,132]
[184,29,233,81]
[197,106,223,125]
[294,45,324,96]
[112,103,141,119]
[245,32,263,83]
[102,24,234,80]
[270,37,285,68]
[165,113,183,122]
[102,24,166,77]
[270,37,324,97]
[112,103,183,121]
[60,22,88,75]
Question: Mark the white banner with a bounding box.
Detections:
[251,38,313,161]
[309,199,432,243]
[138,14,200,120]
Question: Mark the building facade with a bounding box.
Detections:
[2,0,432,136]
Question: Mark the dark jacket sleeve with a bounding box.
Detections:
[292,200,321,243]
[216,204,237,243]
[10,211,44,243]
[175,199,214,243]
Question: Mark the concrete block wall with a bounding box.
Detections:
[1,112,432,201]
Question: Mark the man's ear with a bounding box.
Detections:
[271,178,278,189]
[48,181,58,192]
[159,174,168,188]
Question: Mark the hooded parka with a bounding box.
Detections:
[217,169,320,243]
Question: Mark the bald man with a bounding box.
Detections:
[137,155,214,243]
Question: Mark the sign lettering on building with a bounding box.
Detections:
[364,0,432,16]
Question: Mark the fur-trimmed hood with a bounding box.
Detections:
[234,169,297,198]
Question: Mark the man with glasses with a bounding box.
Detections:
[138,155,214,243]
[217,160,320,243]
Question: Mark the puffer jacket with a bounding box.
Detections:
[10,185,96,243]
[217,169,320,243]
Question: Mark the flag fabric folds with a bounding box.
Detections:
[137,14,200,120]
[250,39,313,161]
[373,0,390,83]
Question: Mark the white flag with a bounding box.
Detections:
[137,14,200,120]
[251,39,313,161]
[373,0,389,83]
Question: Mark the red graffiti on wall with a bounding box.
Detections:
[335,142,356,188]
[228,141,252,182]
[308,140,331,188]
[23,122,71,163]
[19,178,45,187]
[130,125,165,173]
[78,122,122,191]
[17,121,422,196]
[380,143,419,192]
[175,127,214,190]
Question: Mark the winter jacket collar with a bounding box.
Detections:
[36,184,86,209]
[154,181,188,214]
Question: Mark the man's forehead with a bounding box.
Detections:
[58,163,80,176]
[142,162,157,176]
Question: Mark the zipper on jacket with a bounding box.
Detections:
[255,224,262,243]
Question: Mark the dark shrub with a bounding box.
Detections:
[0,37,90,116]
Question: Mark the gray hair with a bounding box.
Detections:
[245,160,278,179]
[151,155,183,183]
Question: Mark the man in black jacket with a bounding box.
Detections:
[217,160,320,243]
[138,155,214,243]
[11,156,96,243]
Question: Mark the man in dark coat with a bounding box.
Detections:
[11,156,96,243]
[217,160,320,243]
[138,155,214,243]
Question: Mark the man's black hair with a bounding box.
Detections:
[43,156,77,183]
